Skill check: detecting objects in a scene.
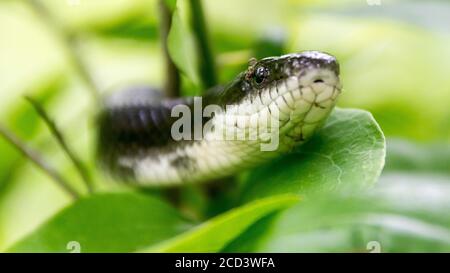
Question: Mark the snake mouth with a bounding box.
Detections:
[261,70,342,140]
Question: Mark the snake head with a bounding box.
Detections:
[217,51,342,147]
[222,51,341,103]
[251,51,340,88]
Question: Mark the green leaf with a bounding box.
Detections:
[93,16,158,41]
[144,194,299,253]
[384,139,450,175]
[167,0,200,88]
[164,0,177,12]
[7,192,192,253]
[225,173,450,252]
[240,108,386,202]
[41,0,156,33]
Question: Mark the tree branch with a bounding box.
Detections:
[0,125,80,200]
[25,96,94,194]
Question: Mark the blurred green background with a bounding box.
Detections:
[0,0,449,251]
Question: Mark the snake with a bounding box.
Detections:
[97,51,342,187]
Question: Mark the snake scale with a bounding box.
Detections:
[97,51,342,187]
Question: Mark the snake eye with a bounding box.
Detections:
[254,66,269,85]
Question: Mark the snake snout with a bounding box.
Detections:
[299,51,340,76]
[280,51,340,89]
[291,51,339,89]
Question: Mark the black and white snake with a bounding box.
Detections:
[97,51,342,186]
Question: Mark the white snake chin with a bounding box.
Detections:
[116,68,341,187]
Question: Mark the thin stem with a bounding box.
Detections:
[189,0,217,89]
[25,96,95,194]
[188,0,226,203]
[0,125,80,200]
[159,0,181,98]
[27,0,101,104]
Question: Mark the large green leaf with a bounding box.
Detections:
[144,194,299,253]
[225,173,450,252]
[240,108,386,202]
[8,192,192,253]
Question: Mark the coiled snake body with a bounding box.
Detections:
[97,51,341,186]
